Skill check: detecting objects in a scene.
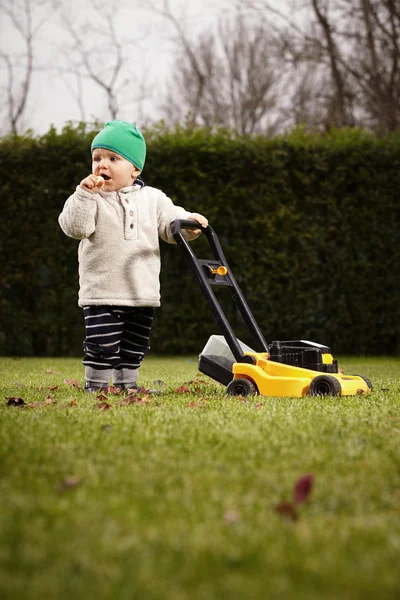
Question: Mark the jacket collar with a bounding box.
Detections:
[117,176,146,194]
[99,176,146,198]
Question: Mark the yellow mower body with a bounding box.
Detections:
[232,352,371,397]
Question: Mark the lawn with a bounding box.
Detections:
[0,355,399,600]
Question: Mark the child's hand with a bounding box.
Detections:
[80,174,105,193]
[187,213,208,235]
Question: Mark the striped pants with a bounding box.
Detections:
[82,306,155,386]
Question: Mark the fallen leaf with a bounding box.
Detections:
[124,390,140,398]
[57,476,82,493]
[293,473,314,505]
[44,396,56,404]
[105,385,123,395]
[63,379,82,390]
[255,402,264,408]
[95,401,112,410]
[224,510,241,524]
[174,385,191,393]
[188,397,208,408]
[119,393,148,405]
[6,397,25,407]
[69,398,77,406]
[119,396,138,405]
[128,386,153,395]
[188,401,200,408]
[274,502,298,521]
[193,376,211,385]
[39,385,59,391]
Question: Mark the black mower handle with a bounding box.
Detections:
[175,219,207,230]
[170,218,269,361]
[171,219,228,265]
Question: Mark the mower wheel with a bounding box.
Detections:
[354,374,373,390]
[226,378,258,397]
[309,375,342,397]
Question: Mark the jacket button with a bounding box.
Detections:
[129,210,134,216]
[130,223,134,229]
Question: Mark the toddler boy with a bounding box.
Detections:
[59,120,207,392]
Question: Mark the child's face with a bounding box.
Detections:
[92,148,139,191]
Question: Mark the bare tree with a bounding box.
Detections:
[0,0,56,134]
[52,0,150,124]
[152,6,285,134]
[239,0,400,133]
[347,0,400,133]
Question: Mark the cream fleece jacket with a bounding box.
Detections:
[58,183,196,307]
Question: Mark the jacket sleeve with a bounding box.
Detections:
[58,186,98,240]
[156,190,200,244]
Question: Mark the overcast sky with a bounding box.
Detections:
[1,0,246,134]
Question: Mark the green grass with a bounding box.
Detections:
[0,355,399,600]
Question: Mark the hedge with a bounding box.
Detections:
[0,123,399,357]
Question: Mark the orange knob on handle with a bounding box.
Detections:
[211,266,228,276]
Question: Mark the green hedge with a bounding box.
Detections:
[1,124,399,357]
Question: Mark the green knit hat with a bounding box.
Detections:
[91,120,146,171]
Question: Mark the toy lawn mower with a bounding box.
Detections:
[171,219,372,398]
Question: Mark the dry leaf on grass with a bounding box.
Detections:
[293,473,314,505]
[104,385,123,395]
[174,385,191,393]
[25,398,57,408]
[95,401,112,410]
[63,379,82,391]
[274,502,298,521]
[119,392,150,405]
[6,397,25,407]
[275,473,315,521]
[26,402,43,408]
[44,396,56,404]
[57,476,82,493]
[192,376,212,385]
[187,399,208,408]
[188,400,200,408]
[223,510,241,524]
